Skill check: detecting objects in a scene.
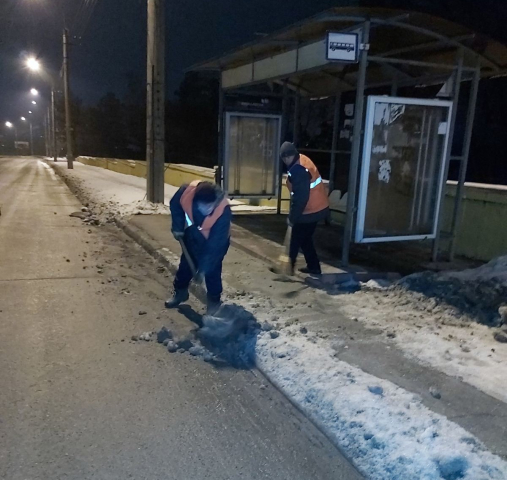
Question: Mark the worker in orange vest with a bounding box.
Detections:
[165,181,231,315]
[280,142,329,275]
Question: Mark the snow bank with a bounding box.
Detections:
[442,256,507,286]
[256,329,507,480]
[396,261,507,328]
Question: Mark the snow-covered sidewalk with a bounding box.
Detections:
[333,268,507,404]
[46,159,274,220]
[48,159,507,480]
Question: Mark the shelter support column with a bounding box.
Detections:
[432,48,464,262]
[341,20,371,267]
[278,80,289,214]
[391,74,398,96]
[293,89,300,145]
[329,89,342,194]
[448,58,481,260]
[216,71,225,187]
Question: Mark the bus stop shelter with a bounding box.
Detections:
[190,7,507,266]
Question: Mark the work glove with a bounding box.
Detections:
[172,230,185,240]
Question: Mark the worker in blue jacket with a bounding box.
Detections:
[165,181,231,315]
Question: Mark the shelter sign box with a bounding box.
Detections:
[326,32,359,63]
[355,96,453,243]
[224,112,281,198]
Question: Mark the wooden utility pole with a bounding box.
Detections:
[29,121,34,156]
[44,111,49,157]
[146,0,165,203]
[63,29,74,169]
[51,89,57,162]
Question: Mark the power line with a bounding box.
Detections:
[73,0,100,42]
[71,0,88,34]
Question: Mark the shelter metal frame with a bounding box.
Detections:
[190,8,507,266]
[354,96,454,244]
[223,111,282,199]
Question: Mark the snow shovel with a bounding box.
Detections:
[178,238,202,285]
[269,226,294,279]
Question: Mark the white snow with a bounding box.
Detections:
[329,253,507,403]
[442,256,507,286]
[334,289,507,403]
[255,328,507,480]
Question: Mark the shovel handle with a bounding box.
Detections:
[178,238,198,276]
[283,226,292,256]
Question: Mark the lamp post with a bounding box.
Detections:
[5,121,17,141]
[25,58,58,162]
[20,117,34,156]
[5,122,18,154]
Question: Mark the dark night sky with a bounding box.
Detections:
[1,0,507,124]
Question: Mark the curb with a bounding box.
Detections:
[48,161,85,202]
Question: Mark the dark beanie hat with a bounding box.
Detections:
[279,142,298,159]
[194,182,218,204]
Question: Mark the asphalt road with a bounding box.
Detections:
[0,157,362,480]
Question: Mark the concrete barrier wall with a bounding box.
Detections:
[77,156,291,210]
[76,156,507,262]
[441,182,507,261]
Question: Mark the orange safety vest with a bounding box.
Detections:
[286,155,329,215]
[180,181,229,239]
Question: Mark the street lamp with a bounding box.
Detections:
[5,121,18,148]
[26,57,41,72]
[22,58,59,164]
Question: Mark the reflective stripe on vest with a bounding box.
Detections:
[310,176,322,189]
[286,155,329,216]
[185,213,193,227]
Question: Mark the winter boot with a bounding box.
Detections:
[206,295,222,316]
[299,266,322,275]
[164,289,189,309]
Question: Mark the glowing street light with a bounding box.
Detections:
[28,111,33,114]
[26,57,41,72]
[20,117,34,156]
[30,88,39,96]
[5,121,18,143]
[31,101,37,105]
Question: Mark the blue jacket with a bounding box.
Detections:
[170,185,231,274]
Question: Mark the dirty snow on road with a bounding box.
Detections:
[143,289,507,480]
[331,259,507,403]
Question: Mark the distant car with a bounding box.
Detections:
[330,42,354,53]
